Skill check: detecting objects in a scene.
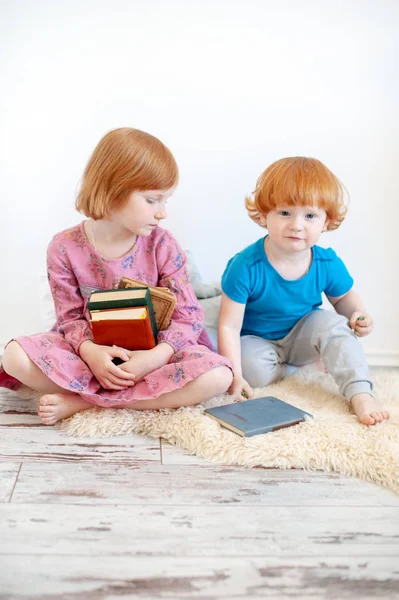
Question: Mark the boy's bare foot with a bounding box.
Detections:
[38,393,93,425]
[350,393,389,426]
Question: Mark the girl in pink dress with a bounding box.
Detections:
[1,128,233,425]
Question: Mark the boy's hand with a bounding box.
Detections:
[79,342,136,390]
[349,311,373,337]
[228,375,254,401]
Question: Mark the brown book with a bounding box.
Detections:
[118,277,177,331]
[90,306,156,350]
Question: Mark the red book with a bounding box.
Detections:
[90,307,156,350]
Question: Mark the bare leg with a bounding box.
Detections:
[350,393,389,426]
[126,366,233,410]
[3,341,89,424]
[2,341,66,394]
[37,366,233,425]
[2,341,91,425]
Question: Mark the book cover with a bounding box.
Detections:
[88,287,151,311]
[118,277,177,331]
[88,287,158,336]
[90,306,156,350]
[204,396,313,437]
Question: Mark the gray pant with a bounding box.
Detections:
[240,310,373,400]
[209,310,373,400]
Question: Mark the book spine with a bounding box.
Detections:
[143,315,156,348]
[145,294,158,337]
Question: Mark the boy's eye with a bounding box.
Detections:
[280,210,290,216]
[305,213,316,219]
[146,198,156,204]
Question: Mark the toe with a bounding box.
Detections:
[370,412,383,423]
[359,413,375,426]
[38,411,53,419]
[40,395,54,407]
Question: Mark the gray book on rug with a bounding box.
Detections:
[205,396,313,437]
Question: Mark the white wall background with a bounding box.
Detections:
[1,0,398,364]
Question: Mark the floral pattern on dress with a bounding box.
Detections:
[88,254,108,282]
[166,365,186,385]
[69,374,93,393]
[36,355,54,377]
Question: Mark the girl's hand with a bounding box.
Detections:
[79,342,136,390]
[118,348,160,382]
[349,311,374,337]
[228,375,254,401]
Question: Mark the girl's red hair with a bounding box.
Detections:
[245,157,348,231]
[76,128,179,219]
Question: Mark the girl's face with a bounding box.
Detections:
[110,187,175,236]
[264,204,328,252]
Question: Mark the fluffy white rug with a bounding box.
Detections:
[58,368,399,493]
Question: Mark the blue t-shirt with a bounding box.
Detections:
[221,236,354,340]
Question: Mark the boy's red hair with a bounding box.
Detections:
[76,128,179,219]
[245,157,348,231]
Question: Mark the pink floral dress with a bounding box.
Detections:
[0,222,232,406]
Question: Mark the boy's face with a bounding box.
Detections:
[110,188,175,236]
[264,205,328,252]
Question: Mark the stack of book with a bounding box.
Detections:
[118,277,177,331]
[88,287,158,350]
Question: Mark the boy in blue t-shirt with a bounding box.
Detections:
[219,157,388,426]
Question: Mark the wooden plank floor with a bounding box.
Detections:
[0,387,398,599]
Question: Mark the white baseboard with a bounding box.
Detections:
[365,350,399,368]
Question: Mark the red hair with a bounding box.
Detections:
[76,128,179,219]
[245,157,348,231]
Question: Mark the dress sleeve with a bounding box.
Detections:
[47,236,93,354]
[156,233,205,351]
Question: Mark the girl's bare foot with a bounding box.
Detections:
[350,393,389,426]
[38,393,93,425]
